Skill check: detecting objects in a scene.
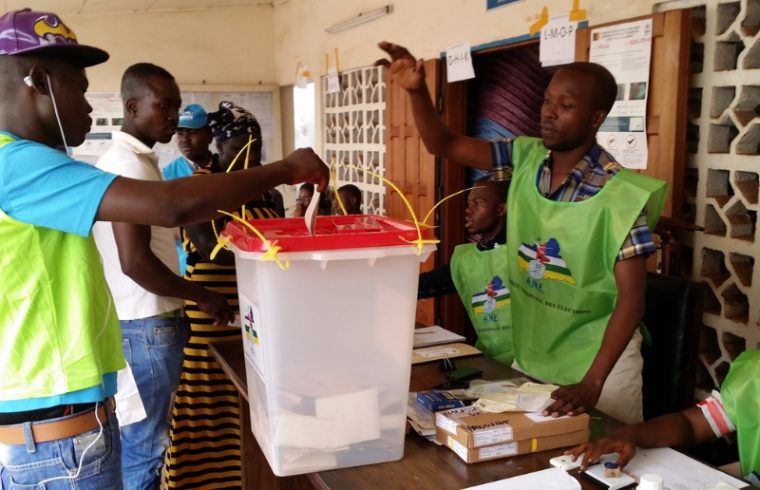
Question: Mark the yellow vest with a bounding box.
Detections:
[0,142,124,401]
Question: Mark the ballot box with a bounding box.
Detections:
[225,215,434,476]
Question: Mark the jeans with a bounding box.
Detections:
[0,403,122,489]
[119,314,187,490]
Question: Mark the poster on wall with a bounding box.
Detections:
[72,92,182,166]
[73,93,122,164]
[72,89,277,168]
[590,18,652,169]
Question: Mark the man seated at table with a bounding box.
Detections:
[418,178,512,365]
[567,349,759,486]
[334,184,363,215]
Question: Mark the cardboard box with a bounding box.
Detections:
[435,406,589,448]
[439,428,590,463]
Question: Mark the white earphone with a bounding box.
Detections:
[24,72,72,156]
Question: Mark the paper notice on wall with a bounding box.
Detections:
[327,67,340,94]
[446,43,476,83]
[540,16,577,67]
[295,64,311,88]
[590,18,653,169]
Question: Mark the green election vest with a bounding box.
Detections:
[450,243,513,365]
[507,137,666,384]
[720,350,760,482]
[0,136,124,401]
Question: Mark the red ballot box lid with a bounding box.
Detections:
[223,215,432,253]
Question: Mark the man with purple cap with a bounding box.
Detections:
[0,8,328,489]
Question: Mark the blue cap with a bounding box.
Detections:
[178,104,207,129]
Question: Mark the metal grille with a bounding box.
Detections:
[322,65,386,215]
[688,0,760,395]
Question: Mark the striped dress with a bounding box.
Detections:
[163,171,279,489]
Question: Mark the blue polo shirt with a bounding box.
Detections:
[162,156,194,181]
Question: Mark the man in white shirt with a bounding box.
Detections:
[92,63,232,490]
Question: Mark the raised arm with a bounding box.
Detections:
[544,255,647,417]
[376,41,492,170]
[97,148,328,227]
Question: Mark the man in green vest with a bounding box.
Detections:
[0,8,328,488]
[377,41,667,424]
[566,350,759,486]
[418,177,513,365]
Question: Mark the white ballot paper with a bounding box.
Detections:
[623,447,748,489]
[463,467,581,489]
[413,325,465,348]
[114,363,147,426]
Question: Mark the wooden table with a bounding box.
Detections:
[208,342,313,490]
[209,341,620,490]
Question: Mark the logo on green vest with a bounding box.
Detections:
[471,275,510,322]
[517,238,575,289]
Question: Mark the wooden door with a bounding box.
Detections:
[384,58,468,331]
[384,59,439,326]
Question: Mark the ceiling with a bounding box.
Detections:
[2,0,276,15]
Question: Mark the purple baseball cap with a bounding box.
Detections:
[0,8,109,67]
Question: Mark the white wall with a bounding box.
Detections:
[60,1,659,92]
[68,5,275,92]
[272,0,657,85]
[271,0,656,157]
[56,0,659,160]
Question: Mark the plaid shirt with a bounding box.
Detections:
[491,139,655,260]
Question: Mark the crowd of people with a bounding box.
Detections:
[0,7,756,490]
[376,40,756,484]
[0,8,327,489]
